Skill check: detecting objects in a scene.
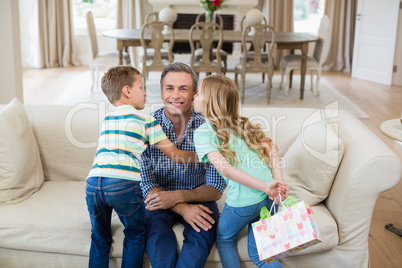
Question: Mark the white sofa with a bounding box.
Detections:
[0,101,400,268]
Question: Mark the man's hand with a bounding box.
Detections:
[174,203,215,233]
[145,190,183,211]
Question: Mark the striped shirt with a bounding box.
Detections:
[140,108,226,198]
[87,105,167,181]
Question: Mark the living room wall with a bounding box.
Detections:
[0,0,23,104]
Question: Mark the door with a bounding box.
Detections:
[351,0,400,85]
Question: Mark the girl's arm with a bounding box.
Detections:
[262,142,288,199]
[155,138,198,163]
[206,150,287,197]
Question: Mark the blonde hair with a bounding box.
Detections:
[200,75,274,166]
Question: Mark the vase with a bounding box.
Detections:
[205,10,216,33]
[158,7,178,35]
[245,9,264,36]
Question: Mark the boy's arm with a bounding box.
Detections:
[206,150,288,197]
[155,138,199,163]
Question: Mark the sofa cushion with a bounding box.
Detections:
[0,181,125,256]
[291,203,338,255]
[0,98,44,204]
[283,114,344,205]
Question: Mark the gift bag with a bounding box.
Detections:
[252,197,322,263]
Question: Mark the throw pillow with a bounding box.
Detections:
[283,116,344,205]
[0,98,44,204]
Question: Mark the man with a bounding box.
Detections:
[140,62,226,268]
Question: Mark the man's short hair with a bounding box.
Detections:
[160,62,198,92]
[101,66,140,104]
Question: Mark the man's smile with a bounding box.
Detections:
[168,101,184,106]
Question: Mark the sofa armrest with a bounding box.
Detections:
[325,113,401,247]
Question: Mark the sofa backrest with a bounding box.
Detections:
[24,104,102,181]
[21,104,356,182]
[21,104,324,182]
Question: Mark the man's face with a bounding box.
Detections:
[161,72,195,119]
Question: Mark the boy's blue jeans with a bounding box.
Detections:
[85,177,146,268]
[217,198,283,268]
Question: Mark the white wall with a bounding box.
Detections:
[0,0,23,104]
[392,1,402,86]
[19,0,37,67]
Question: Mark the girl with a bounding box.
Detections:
[193,75,288,268]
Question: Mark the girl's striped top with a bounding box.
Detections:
[87,105,167,181]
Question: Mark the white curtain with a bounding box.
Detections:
[35,0,79,68]
[322,0,357,72]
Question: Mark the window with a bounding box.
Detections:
[72,0,117,34]
[294,0,326,34]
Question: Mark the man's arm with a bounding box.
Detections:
[144,186,220,233]
[144,163,226,233]
[145,161,226,210]
[144,184,222,210]
[171,203,215,233]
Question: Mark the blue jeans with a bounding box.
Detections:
[85,177,146,268]
[144,202,219,268]
[217,198,283,268]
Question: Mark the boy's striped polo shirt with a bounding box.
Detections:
[87,105,167,181]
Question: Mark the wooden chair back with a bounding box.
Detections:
[145,12,159,23]
[140,21,174,90]
[189,22,223,75]
[240,24,276,71]
[235,24,276,103]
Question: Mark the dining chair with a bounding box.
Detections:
[279,15,331,96]
[193,13,227,75]
[240,15,269,83]
[145,12,159,22]
[189,21,224,76]
[140,21,174,92]
[234,24,276,104]
[86,11,130,92]
[141,12,169,71]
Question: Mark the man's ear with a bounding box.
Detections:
[121,85,130,98]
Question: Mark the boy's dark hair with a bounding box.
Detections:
[160,62,198,92]
[101,66,141,104]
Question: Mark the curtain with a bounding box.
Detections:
[117,0,152,68]
[257,0,294,67]
[117,0,143,29]
[322,0,357,72]
[36,0,78,68]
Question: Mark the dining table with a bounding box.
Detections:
[103,29,319,100]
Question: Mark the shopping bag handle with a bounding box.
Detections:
[260,196,299,220]
[268,195,285,217]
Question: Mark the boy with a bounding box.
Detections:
[85,66,197,268]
